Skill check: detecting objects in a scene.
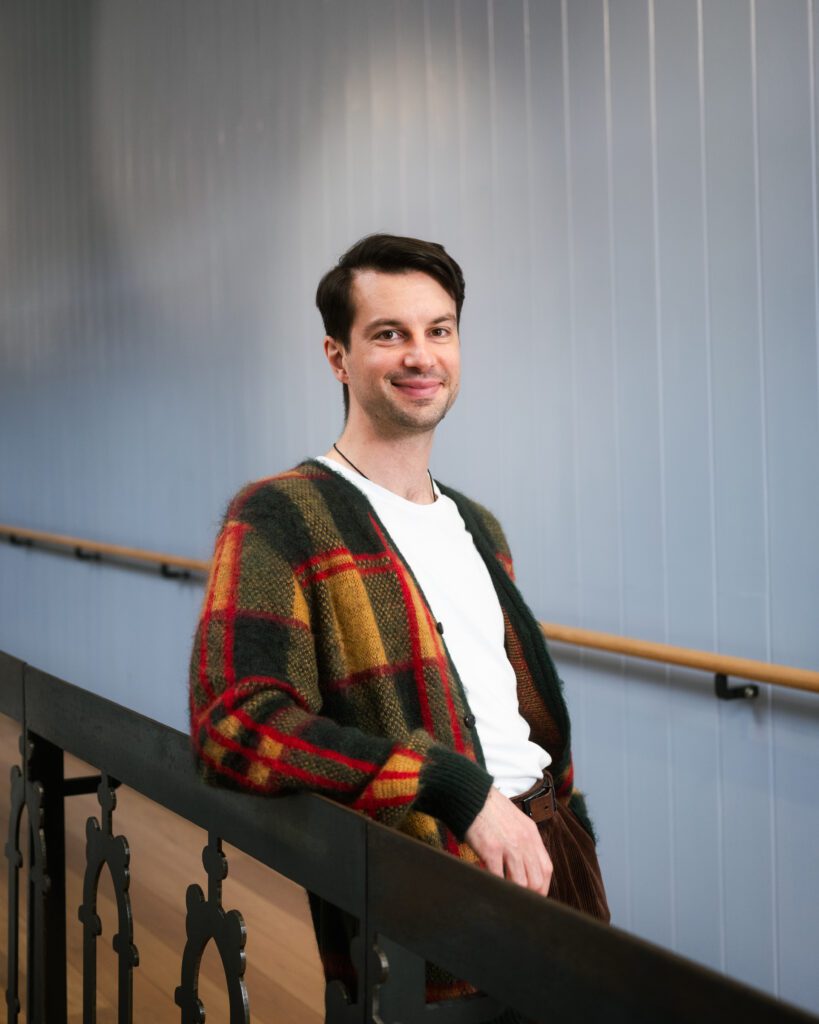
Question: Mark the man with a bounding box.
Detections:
[190,234,608,1005]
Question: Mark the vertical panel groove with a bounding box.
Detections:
[560,0,586,755]
[647,0,676,949]
[522,0,536,321]
[393,2,408,230]
[602,0,631,929]
[366,3,378,225]
[810,0,819,432]
[523,0,535,282]
[521,0,537,577]
[486,0,503,525]
[560,0,581,621]
[422,0,435,220]
[696,0,727,974]
[748,0,773,660]
[749,0,779,995]
[454,0,467,223]
[487,0,498,193]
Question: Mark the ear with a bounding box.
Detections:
[323,335,348,382]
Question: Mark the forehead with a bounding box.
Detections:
[349,269,456,326]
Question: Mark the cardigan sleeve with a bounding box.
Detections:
[189,517,493,838]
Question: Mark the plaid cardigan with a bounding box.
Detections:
[190,459,592,999]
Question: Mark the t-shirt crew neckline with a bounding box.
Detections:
[315,455,443,510]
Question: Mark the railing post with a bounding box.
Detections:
[174,832,247,1024]
[27,732,67,1024]
[78,773,139,1024]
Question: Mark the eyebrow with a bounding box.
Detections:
[363,314,456,332]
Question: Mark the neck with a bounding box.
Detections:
[325,425,436,505]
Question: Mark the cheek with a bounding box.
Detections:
[364,355,394,380]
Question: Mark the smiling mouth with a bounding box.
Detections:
[391,379,444,398]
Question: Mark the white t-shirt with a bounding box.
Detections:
[316,456,550,796]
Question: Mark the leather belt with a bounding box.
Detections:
[511,771,556,825]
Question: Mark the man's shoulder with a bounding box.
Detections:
[224,460,331,522]
[221,459,372,553]
[218,459,386,569]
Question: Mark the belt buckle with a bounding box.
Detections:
[522,776,555,823]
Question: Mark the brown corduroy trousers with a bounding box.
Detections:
[511,773,611,923]
[538,799,610,922]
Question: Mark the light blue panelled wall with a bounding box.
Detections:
[1,0,817,1013]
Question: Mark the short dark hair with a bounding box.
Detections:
[316,234,466,418]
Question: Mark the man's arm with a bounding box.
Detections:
[190,516,493,837]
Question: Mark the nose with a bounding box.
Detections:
[403,333,435,372]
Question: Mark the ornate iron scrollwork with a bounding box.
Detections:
[4,735,50,1024]
[174,832,250,1024]
[77,773,139,1023]
[4,760,26,1024]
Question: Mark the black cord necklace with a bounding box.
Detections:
[333,443,436,503]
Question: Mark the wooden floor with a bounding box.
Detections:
[0,714,325,1022]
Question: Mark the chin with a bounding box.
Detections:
[396,407,453,433]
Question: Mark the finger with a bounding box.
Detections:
[482,849,504,879]
[503,850,528,888]
[519,824,547,894]
[525,860,544,894]
[527,847,549,894]
[538,846,553,896]
[513,840,539,892]
[521,829,550,895]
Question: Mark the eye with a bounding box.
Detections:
[375,329,401,341]
[429,327,452,339]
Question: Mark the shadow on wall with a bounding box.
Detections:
[1,2,121,375]
[0,2,259,391]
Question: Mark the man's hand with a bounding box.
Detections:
[465,786,553,896]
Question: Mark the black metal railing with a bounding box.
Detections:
[1,649,816,1024]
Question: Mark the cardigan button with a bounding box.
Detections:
[436,621,444,634]
[463,713,476,728]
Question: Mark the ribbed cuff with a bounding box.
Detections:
[415,746,494,841]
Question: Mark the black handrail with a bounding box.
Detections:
[0,649,815,1024]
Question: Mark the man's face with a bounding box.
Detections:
[326,269,461,437]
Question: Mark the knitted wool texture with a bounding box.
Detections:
[190,460,593,1001]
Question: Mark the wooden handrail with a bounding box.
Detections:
[0,524,210,575]
[542,623,819,695]
[3,523,818,696]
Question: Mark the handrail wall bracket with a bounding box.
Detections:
[715,672,759,701]
[74,547,101,562]
[160,563,191,580]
